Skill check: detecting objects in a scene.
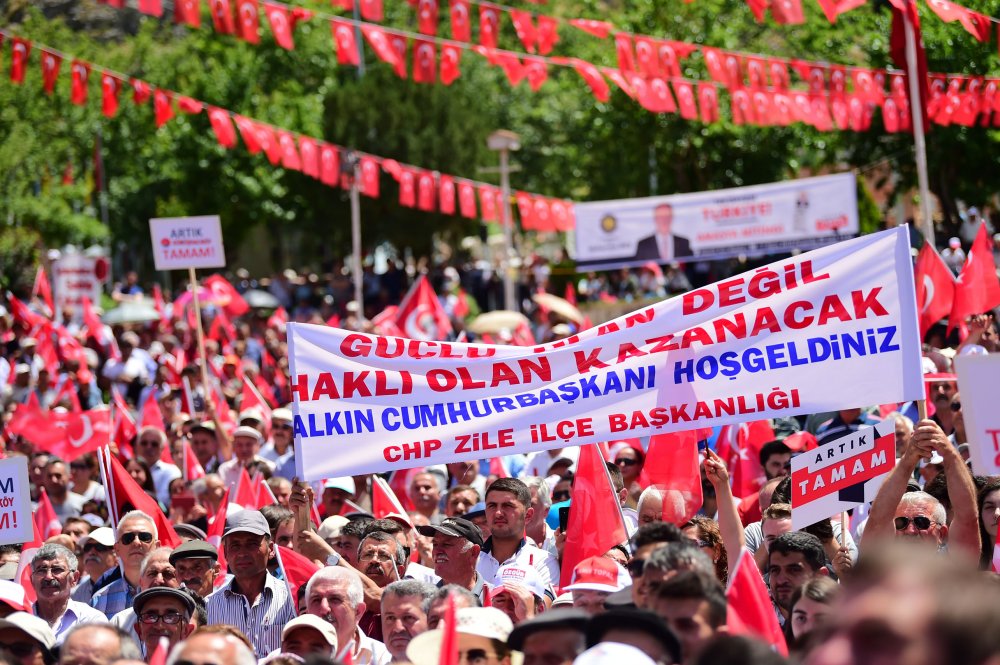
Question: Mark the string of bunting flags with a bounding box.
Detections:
[0,30,575,233]
[96,0,1000,131]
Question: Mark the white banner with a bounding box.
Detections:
[790,421,896,529]
[955,353,1000,476]
[0,457,34,546]
[149,215,226,271]
[53,253,109,318]
[289,227,922,481]
[573,172,858,270]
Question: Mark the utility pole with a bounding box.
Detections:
[486,130,521,312]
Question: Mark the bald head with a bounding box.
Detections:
[167,633,255,665]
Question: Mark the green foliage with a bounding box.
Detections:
[0,227,41,295]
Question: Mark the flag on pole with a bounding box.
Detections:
[98,447,182,547]
[372,475,414,527]
[726,549,789,656]
[914,242,956,338]
[949,222,1000,333]
[643,431,703,525]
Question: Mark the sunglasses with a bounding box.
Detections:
[615,458,639,467]
[139,611,186,625]
[894,516,935,531]
[626,558,645,578]
[83,543,113,553]
[120,531,154,545]
[950,401,962,412]
[552,491,571,502]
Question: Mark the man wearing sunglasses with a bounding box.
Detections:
[865,418,980,558]
[91,511,160,618]
[262,408,297,480]
[71,528,117,604]
[133,587,196,656]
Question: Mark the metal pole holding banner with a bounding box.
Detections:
[188,267,212,395]
[902,1,935,248]
[348,154,364,316]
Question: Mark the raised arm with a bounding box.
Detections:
[864,428,928,545]
[924,420,981,558]
[704,448,746,566]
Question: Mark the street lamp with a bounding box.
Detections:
[341,151,364,315]
[487,130,521,312]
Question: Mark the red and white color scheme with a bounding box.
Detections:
[643,431,703,525]
[393,275,452,341]
[727,549,788,655]
[955,354,1000,477]
[948,222,1000,333]
[287,227,922,480]
[914,241,956,339]
[371,475,413,527]
[0,457,34,546]
[790,421,895,529]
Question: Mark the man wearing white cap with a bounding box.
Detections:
[563,556,629,616]
[71,527,117,604]
[490,564,547,625]
[406,607,514,665]
[280,613,339,659]
[262,408,297,480]
[0,611,56,665]
[322,477,357,519]
[217,426,275,492]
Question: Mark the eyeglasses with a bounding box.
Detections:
[120,532,154,545]
[458,649,496,664]
[138,611,186,625]
[552,491,571,502]
[626,558,645,578]
[83,543,113,553]
[615,458,638,467]
[274,423,293,430]
[31,565,69,577]
[894,516,935,531]
[950,401,962,412]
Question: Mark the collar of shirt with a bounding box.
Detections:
[480,536,526,556]
[221,572,280,605]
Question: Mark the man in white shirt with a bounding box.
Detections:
[218,426,275,491]
[30,544,107,644]
[306,566,391,665]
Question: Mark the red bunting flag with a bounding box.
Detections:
[614,34,636,72]
[493,51,525,87]
[413,39,437,83]
[399,168,417,207]
[360,0,383,21]
[235,0,260,44]
[332,20,361,65]
[479,6,500,48]
[889,0,930,132]
[478,185,498,221]
[571,59,610,102]
[207,107,237,148]
[746,0,768,21]
[360,156,380,197]
[209,0,236,33]
[458,181,477,218]
[914,241,956,338]
[439,175,456,214]
[177,96,203,114]
[387,33,409,78]
[139,0,163,16]
[100,73,121,117]
[727,550,789,655]
[560,444,628,587]
[69,60,91,105]
[417,0,438,35]
[277,131,302,170]
[263,2,294,49]
[417,171,436,211]
[634,37,660,77]
[10,38,30,84]
[516,192,536,230]
[924,0,991,41]
[319,143,341,186]
[297,136,318,177]
[524,58,548,92]
[234,115,260,152]
[154,89,174,127]
[175,0,201,27]
[673,81,698,120]
[569,18,613,39]
[131,79,151,104]
[254,122,281,164]
[815,0,866,23]
[536,16,558,54]
[771,0,805,23]
[509,10,537,52]
[450,0,472,41]
[362,25,403,72]
[440,44,462,84]
[949,222,1000,333]
[698,82,720,123]
[40,51,61,95]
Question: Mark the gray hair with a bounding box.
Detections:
[382,579,437,610]
[64,623,142,661]
[32,543,78,573]
[522,476,552,511]
[305,566,364,606]
[422,584,481,615]
[900,491,947,525]
[359,531,407,567]
[137,427,167,445]
[117,510,158,540]
[191,474,221,498]
[637,486,663,514]
[140,547,175,577]
[887,412,914,433]
[166,634,255,665]
[645,541,715,578]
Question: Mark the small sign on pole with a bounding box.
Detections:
[790,421,896,529]
[149,216,226,271]
[955,353,1000,476]
[0,457,35,546]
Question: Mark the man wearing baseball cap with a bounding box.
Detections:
[416,518,489,600]
[71,527,117,604]
[169,540,220,599]
[0,611,56,665]
[489,564,547,625]
[218,426,275,491]
[205,510,295,658]
[322,477,357,519]
[133,586,196,655]
[563,556,629,616]
[280,613,339,659]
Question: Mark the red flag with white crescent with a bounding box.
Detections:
[209,0,236,33]
[914,241,955,338]
[235,0,260,44]
[70,60,91,105]
[101,73,122,118]
[40,51,61,95]
[175,0,201,27]
[450,0,471,41]
[394,275,452,341]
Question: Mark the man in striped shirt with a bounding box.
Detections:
[205,510,295,658]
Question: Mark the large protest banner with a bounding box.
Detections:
[573,172,858,271]
[790,421,896,529]
[0,457,34,546]
[289,227,922,481]
[955,353,1000,476]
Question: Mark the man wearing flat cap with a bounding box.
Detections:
[218,426,275,492]
[206,510,295,659]
[133,586,196,655]
[416,518,489,601]
[508,608,589,665]
[170,540,220,599]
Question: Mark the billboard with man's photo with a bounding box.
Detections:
[573,172,859,271]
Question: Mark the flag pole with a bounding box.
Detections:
[188,267,212,398]
[902,0,934,248]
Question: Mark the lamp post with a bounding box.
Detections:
[487,130,521,312]
[342,151,364,315]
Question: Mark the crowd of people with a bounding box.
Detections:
[0,254,999,665]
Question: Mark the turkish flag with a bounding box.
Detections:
[925,0,990,41]
[207,107,237,148]
[254,122,281,165]
[417,0,438,35]
[40,51,61,95]
[299,136,319,177]
[332,20,360,66]
[949,222,1000,332]
[638,76,676,113]
[523,58,547,92]
[724,420,774,498]
[438,593,459,665]
[276,546,320,604]
[417,171,436,211]
[889,0,929,132]
[235,115,260,152]
[478,185,498,221]
[175,0,201,27]
[572,59,609,102]
[372,475,413,526]
[267,306,288,330]
[153,89,174,127]
[101,73,122,117]
[362,25,402,72]
[632,37,659,77]
[532,198,553,232]
[264,2,294,49]
[233,467,258,508]
[139,0,163,16]
[39,408,114,463]
[494,52,525,87]
[450,0,472,41]
[69,61,90,105]
[552,200,574,231]
[509,10,537,52]
[140,392,166,431]
[177,96,203,114]
[698,82,720,123]
[413,39,437,83]
[209,0,235,33]
[614,34,636,72]
[440,44,462,84]
[394,275,452,340]
[32,267,55,316]
[458,181,477,218]
[537,16,558,54]
[131,79,151,105]
[727,550,789,655]
[35,489,62,540]
[815,0,865,22]
[182,440,206,481]
[277,131,302,170]
[439,175,456,214]
[319,143,341,186]
[360,156,380,197]
[479,6,500,48]
[360,0,383,21]
[10,39,30,84]
[241,379,273,425]
[398,169,417,207]
[206,490,229,585]
[53,379,82,413]
[771,0,804,23]
[516,192,536,230]
[644,432,703,524]
[235,0,260,44]
[385,33,408,78]
[569,18,612,38]
[602,67,635,98]
[673,81,698,120]
[560,444,628,588]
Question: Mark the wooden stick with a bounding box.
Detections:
[917,399,927,421]
[188,267,211,395]
[840,511,847,548]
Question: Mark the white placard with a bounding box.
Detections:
[955,353,1000,476]
[149,215,226,271]
[53,253,109,318]
[0,457,35,546]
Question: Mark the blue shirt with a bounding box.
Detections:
[90,576,138,619]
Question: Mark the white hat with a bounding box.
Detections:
[490,564,547,602]
[238,408,264,424]
[281,613,339,651]
[573,643,655,665]
[272,407,293,422]
[0,580,28,612]
[406,608,514,665]
[79,526,115,549]
[232,425,263,443]
[317,515,350,541]
[0,611,56,650]
[323,477,356,494]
